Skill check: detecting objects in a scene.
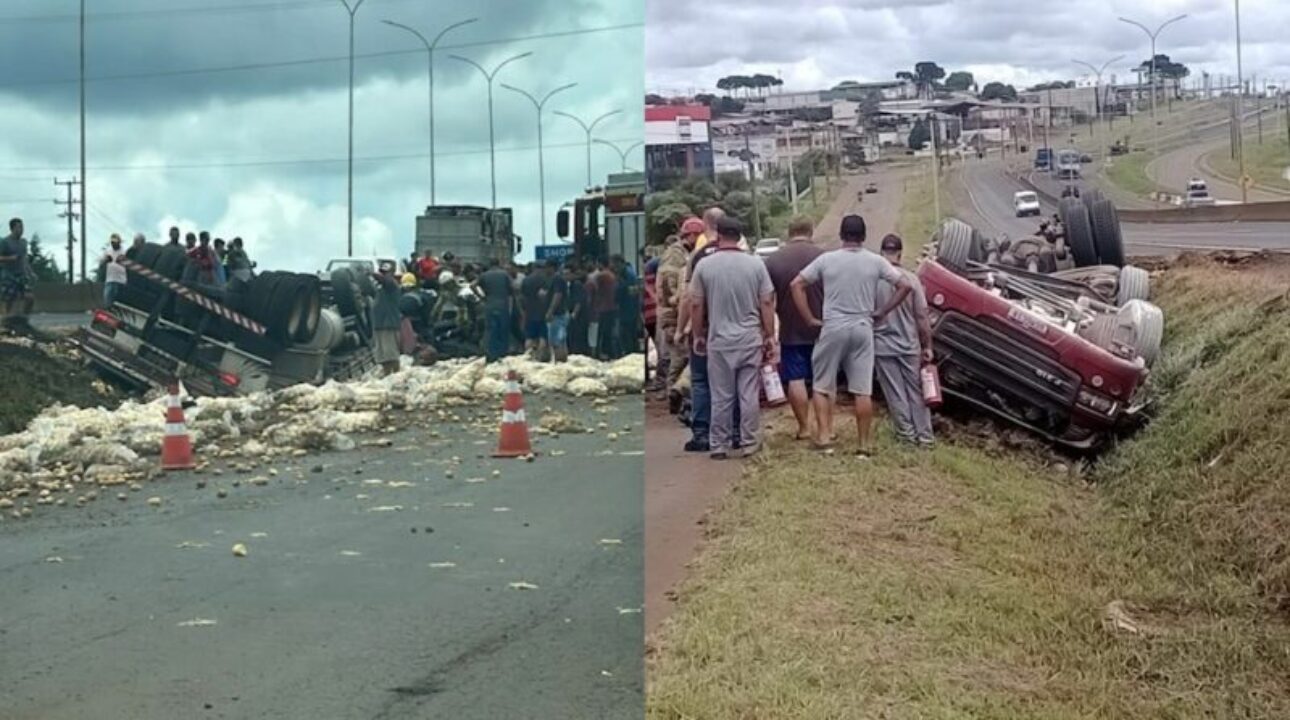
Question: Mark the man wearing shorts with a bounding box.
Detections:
[763,216,823,441]
[791,214,912,456]
[546,260,572,363]
[874,234,935,446]
[520,261,552,359]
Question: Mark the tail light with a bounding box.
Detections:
[91,310,122,336]
[219,372,241,387]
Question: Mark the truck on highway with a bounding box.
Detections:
[1034,147,1052,171]
[554,171,646,265]
[1055,149,1082,180]
[76,243,377,397]
[415,206,520,266]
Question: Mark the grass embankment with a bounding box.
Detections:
[1204,126,1290,192]
[646,184,1290,717]
[1102,149,1160,199]
[895,163,950,258]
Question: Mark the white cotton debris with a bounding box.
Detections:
[0,352,640,485]
[508,581,539,591]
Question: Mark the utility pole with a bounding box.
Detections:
[79,0,87,282]
[504,82,577,247]
[785,127,799,215]
[742,133,763,241]
[928,113,941,227]
[54,177,81,284]
[1234,0,1247,204]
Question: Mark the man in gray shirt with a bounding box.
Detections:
[791,214,911,456]
[690,217,776,459]
[0,218,35,327]
[873,234,935,447]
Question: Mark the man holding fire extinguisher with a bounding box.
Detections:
[873,234,936,447]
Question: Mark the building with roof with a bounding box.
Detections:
[644,104,714,191]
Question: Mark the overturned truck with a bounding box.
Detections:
[75,243,378,397]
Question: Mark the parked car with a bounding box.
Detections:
[1185,189,1216,207]
[753,238,781,256]
[865,182,879,194]
[1014,191,1041,217]
[1079,153,1093,163]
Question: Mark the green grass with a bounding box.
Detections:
[645,180,1290,718]
[1103,149,1160,198]
[1204,127,1290,192]
[895,164,949,258]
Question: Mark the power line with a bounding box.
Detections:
[0,22,643,89]
[0,0,417,24]
[0,136,643,173]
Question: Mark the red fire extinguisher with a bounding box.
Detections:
[921,363,943,408]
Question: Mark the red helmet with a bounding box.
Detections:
[679,217,705,236]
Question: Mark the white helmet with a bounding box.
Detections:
[438,270,455,285]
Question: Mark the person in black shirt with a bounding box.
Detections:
[520,262,553,359]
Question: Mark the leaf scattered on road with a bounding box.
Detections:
[45,556,64,563]
[616,607,642,615]
[428,562,457,569]
[175,541,209,549]
[339,550,362,557]
[492,507,511,512]
[508,581,539,591]
[368,505,404,512]
[231,543,248,557]
[177,618,217,627]
[442,502,474,508]
[599,538,623,545]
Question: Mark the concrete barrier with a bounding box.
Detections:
[1119,201,1290,224]
[32,282,103,313]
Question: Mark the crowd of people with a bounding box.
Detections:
[378,250,645,367]
[654,208,935,460]
[96,226,258,309]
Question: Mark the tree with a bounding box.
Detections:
[908,118,931,150]
[1027,80,1075,92]
[980,81,1018,101]
[28,235,63,283]
[1138,54,1190,97]
[645,93,666,105]
[913,61,946,98]
[944,71,975,92]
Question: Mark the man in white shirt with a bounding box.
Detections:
[101,234,127,308]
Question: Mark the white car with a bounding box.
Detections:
[1186,178,1208,193]
[1184,189,1216,207]
[754,238,781,256]
[1014,191,1041,217]
[320,257,400,278]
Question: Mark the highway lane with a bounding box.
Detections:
[0,396,644,720]
[956,159,1290,255]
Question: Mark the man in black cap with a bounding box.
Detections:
[873,233,935,447]
[790,214,912,457]
[688,216,776,459]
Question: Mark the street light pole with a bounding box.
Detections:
[502,82,577,247]
[1119,15,1188,166]
[594,139,644,171]
[553,109,623,186]
[338,0,365,257]
[381,17,478,206]
[1073,56,1125,166]
[450,52,533,210]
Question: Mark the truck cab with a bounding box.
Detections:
[1034,147,1053,171]
[555,172,646,265]
[1055,149,1082,179]
[415,206,518,266]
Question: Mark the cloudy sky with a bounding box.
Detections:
[647,0,1290,97]
[0,0,643,276]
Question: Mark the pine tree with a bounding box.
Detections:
[27,234,64,282]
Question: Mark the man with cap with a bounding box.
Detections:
[100,234,128,308]
[790,214,912,457]
[659,219,701,409]
[763,215,824,441]
[688,216,776,459]
[874,233,935,447]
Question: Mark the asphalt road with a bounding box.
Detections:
[958,159,1290,255]
[0,396,644,720]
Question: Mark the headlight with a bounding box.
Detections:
[1077,388,1117,415]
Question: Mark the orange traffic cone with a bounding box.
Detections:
[493,370,535,458]
[161,382,196,470]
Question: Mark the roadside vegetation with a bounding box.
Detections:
[646,177,1290,719]
[895,162,950,258]
[1204,126,1290,193]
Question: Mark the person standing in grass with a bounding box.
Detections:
[873,234,935,447]
[689,216,776,460]
[763,215,824,441]
[791,214,912,457]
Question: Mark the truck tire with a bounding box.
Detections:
[1088,199,1125,267]
[1058,199,1098,267]
[267,274,308,345]
[1117,265,1150,304]
[329,268,361,318]
[936,218,975,270]
[292,275,322,344]
[1120,300,1164,367]
[1081,187,1105,214]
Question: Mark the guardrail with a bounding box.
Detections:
[1120,201,1290,223]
